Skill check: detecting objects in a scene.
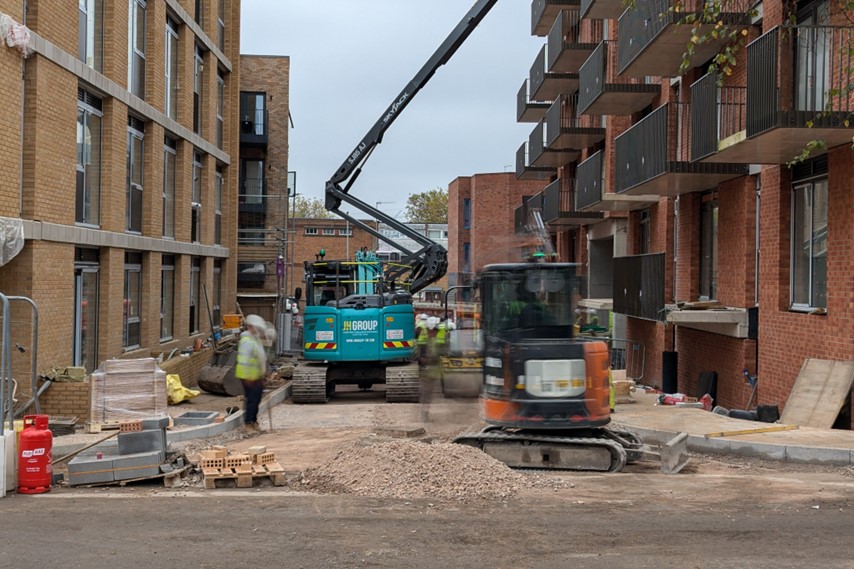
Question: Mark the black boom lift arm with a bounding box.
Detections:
[323,0,498,294]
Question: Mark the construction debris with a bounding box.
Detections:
[295,439,573,503]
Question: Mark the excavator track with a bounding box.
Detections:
[453,429,628,473]
[606,428,645,464]
[291,363,331,404]
[384,362,421,403]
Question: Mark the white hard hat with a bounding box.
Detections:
[419,314,428,321]
[427,317,438,330]
[245,314,265,329]
[263,323,277,346]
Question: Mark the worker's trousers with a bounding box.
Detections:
[241,379,264,424]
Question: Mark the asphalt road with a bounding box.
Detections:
[2,465,852,569]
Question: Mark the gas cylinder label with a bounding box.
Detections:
[21,448,46,458]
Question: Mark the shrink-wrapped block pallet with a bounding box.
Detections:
[89,358,168,424]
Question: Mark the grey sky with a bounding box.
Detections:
[239,1,542,218]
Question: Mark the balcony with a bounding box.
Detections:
[615,102,748,197]
[532,0,581,36]
[576,150,659,212]
[240,107,268,147]
[517,79,551,123]
[239,178,267,214]
[529,120,580,167]
[580,0,624,20]
[691,26,854,164]
[546,94,605,150]
[542,178,604,227]
[578,41,658,116]
[613,253,665,321]
[514,192,545,233]
[516,141,557,181]
[530,45,579,101]
[547,10,601,74]
[666,306,751,338]
[617,0,753,77]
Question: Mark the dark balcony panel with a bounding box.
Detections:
[698,26,854,164]
[547,11,600,74]
[546,94,605,149]
[530,45,579,101]
[617,0,753,78]
[575,150,604,211]
[529,120,581,167]
[543,178,604,226]
[615,103,748,196]
[613,253,665,321]
[532,0,581,36]
[580,0,624,20]
[517,79,551,123]
[578,41,659,116]
[516,142,557,181]
[239,177,267,214]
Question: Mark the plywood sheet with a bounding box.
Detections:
[780,359,854,429]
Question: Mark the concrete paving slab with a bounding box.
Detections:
[784,445,852,466]
[67,455,115,485]
[118,430,166,455]
[112,450,164,481]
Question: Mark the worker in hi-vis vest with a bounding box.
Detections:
[236,314,268,432]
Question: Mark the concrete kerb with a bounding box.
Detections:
[632,426,854,467]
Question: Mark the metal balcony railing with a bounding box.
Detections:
[517,79,551,122]
[547,10,602,71]
[575,150,604,210]
[691,73,747,161]
[613,253,665,321]
[542,178,569,223]
[578,40,655,114]
[747,25,854,137]
[615,104,679,193]
[239,177,266,214]
[240,108,268,145]
[532,0,581,36]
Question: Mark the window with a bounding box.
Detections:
[160,255,174,341]
[124,252,142,349]
[192,152,202,243]
[194,0,203,25]
[217,0,225,51]
[126,117,144,233]
[639,209,651,255]
[190,257,201,334]
[463,198,471,229]
[339,228,352,237]
[214,166,223,245]
[795,0,830,112]
[78,0,103,71]
[165,17,178,120]
[322,228,335,236]
[428,229,443,239]
[216,69,225,149]
[463,242,471,273]
[212,260,222,327]
[193,46,204,134]
[238,262,265,289]
[163,138,176,237]
[128,0,146,99]
[699,194,718,301]
[73,248,99,373]
[240,92,265,136]
[791,179,828,310]
[304,228,318,235]
[77,89,102,226]
[240,159,264,205]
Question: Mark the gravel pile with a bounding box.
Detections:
[295,439,572,502]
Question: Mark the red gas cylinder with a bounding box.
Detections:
[17,414,53,494]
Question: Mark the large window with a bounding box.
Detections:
[791,179,828,310]
[217,0,225,51]
[78,0,103,71]
[463,198,471,229]
[163,138,176,237]
[128,0,146,99]
[124,252,142,349]
[214,166,223,245]
[194,0,204,25]
[240,92,266,135]
[77,89,102,226]
[240,159,264,205]
[126,117,144,233]
[165,16,178,120]
[192,151,202,243]
[699,194,718,301]
[190,257,201,334]
[193,45,204,134]
[160,255,174,341]
[73,248,99,373]
[213,260,222,327]
[463,242,471,273]
[216,69,225,148]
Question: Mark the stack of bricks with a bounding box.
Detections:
[200,445,285,489]
[89,358,167,424]
[39,381,91,423]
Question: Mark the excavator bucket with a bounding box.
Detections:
[658,432,690,474]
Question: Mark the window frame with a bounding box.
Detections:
[304,227,318,236]
[214,165,223,246]
[77,91,103,227]
[699,193,718,301]
[128,0,147,99]
[192,151,202,243]
[160,255,174,341]
[216,68,225,149]
[78,0,103,71]
[463,198,471,229]
[790,178,828,311]
[217,0,225,51]
[126,118,145,234]
[162,138,176,238]
[123,252,142,350]
[165,16,179,120]
[322,228,335,236]
[189,257,201,335]
[193,45,204,134]
[212,260,222,328]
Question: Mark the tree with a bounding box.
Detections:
[404,187,448,223]
[291,195,333,219]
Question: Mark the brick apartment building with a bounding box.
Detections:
[0,1,240,397]
[235,54,290,320]
[447,172,551,290]
[516,0,853,425]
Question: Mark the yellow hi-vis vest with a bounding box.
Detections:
[436,323,447,345]
[416,322,428,345]
[235,334,264,381]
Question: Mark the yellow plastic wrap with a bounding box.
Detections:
[166,374,201,405]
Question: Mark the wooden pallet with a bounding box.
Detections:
[202,461,286,489]
[86,420,127,434]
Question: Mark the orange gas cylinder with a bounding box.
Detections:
[17,414,53,494]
